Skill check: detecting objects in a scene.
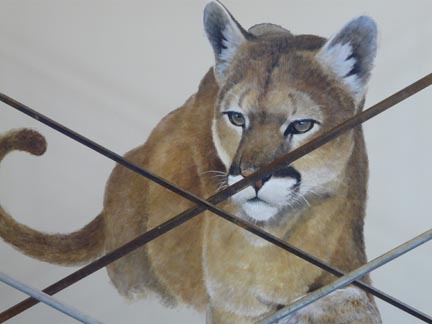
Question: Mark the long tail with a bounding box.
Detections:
[0,129,105,265]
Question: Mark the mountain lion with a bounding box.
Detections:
[0,1,381,323]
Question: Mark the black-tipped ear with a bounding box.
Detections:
[316,16,378,104]
[204,1,248,84]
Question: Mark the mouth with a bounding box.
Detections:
[247,196,262,202]
[247,196,266,203]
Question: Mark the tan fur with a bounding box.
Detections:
[0,129,105,265]
[0,2,381,323]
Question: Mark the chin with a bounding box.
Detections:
[241,200,279,223]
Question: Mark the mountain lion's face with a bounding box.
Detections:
[212,41,358,223]
[205,3,376,223]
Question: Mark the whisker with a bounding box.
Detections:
[287,200,295,210]
[289,192,310,209]
[298,181,326,199]
[211,173,228,178]
[292,197,304,209]
[300,194,311,207]
[308,189,324,199]
[210,175,228,182]
[216,183,228,192]
[200,170,227,176]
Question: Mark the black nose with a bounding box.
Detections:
[241,169,272,192]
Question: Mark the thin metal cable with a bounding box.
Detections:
[0,271,102,324]
[259,229,432,324]
[0,73,431,322]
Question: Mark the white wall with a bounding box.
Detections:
[0,1,431,323]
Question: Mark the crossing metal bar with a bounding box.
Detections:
[1,203,430,322]
[0,73,431,322]
[0,271,102,324]
[259,228,432,324]
[1,73,431,221]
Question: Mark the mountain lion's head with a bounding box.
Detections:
[205,2,377,223]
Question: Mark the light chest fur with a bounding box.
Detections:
[0,2,381,323]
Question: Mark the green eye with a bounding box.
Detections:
[225,111,246,127]
[285,119,317,136]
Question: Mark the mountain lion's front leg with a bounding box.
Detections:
[279,286,382,324]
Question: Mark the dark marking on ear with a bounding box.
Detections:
[204,6,229,55]
[317,16,378,102]
[345,53,360,77]
[204,1,250,83]
[328,16,377,80]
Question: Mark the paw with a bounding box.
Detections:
[278,287,381,324]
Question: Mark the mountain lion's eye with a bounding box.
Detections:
[225,111,246,127]
[284,119,317,136]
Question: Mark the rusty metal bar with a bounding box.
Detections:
[0,73,431,322]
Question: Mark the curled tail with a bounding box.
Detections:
[0,129,105,265]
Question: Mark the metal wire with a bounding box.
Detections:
[260,229,432,324]
[0,271,102,324]
[0,73,431,322]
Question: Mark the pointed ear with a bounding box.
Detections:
[316,16,378,104]
[204,1,248,84]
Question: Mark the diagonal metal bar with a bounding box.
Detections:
[260,229,432,324]
[1,73,431,219]
[0,73,431,322]
[2,202,431,322]
[0,271,102,324]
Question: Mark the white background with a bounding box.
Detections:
[0,0,431,323]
